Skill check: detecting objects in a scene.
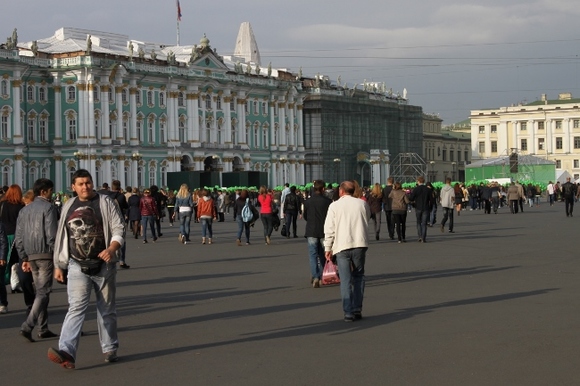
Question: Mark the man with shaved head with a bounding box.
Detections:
[324,180,370,322]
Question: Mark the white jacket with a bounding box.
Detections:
[324,195,370,256]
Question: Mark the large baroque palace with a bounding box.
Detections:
[0,26,306,191]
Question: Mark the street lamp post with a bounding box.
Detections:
[131,151,142,188]
[333,158,341,184]
[73,150,86,169]
[451,162,456,181]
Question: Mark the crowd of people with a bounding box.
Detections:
[1,173,574,367]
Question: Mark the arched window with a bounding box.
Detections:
[253,122,259,148]
[93,85,100,102]
[262,127,268,149]
[160,166,167,187]
[160,119,166,144]
[108,87,114,104]
[178,92,184,107]
[159,92,165,107]
[122,88,128,104]
[67,86,76,101]
[2,165,11,186]
[205,94,211,109]
[0,80,9,96]
[136,115,143,142]
[147,90,153,106]
[179,118,186,142]
[27,85,35,102]
[39,117,48,142]
[149,166,156,187]
[216,97,222,110]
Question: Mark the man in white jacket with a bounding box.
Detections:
[324,180,370,322]
[439,177,456,233]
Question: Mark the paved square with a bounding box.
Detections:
[1,203,578,385]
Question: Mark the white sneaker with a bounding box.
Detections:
[0,305,7,314]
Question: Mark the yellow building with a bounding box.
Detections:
[423,114,471,182]
[471,93,580,179]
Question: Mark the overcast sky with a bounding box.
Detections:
[3,0,580,124]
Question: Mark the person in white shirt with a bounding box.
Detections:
[324,180,370,322]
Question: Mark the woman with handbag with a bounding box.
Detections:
[257,186,275,245]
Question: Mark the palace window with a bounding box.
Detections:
[556,159,562,168]
[574,137,580,149]
[521,138,528,151]
[491,125,497,134]
[556,137,563,150]
[205,94,211,109]
[538,138,545,150]
[27,117,35,142]
[491,141,497,153]
[160,120,166,144]
[39,118,47,142]
[148,120,155,144]
[574,120,580,129]
[178,92,184,107]
[574,160,579,168]
[0,80,9,97]
[179,119,186,142]
[27,85,35,102]
[147,91,153,106]
[93,85,100,102]
[521,122,527,131]
[67,117,77,141]
[556,120,562,129]
[253,100,258,115]
[108,88,114,104]
[122,89,128,104]
[67,86,76,102]
[159,92,165,107]
[39,86,47,103]
[478,142,485,153]
[479,125,485,134]
[135,89,141,105]
[1,115,9,140]
[216,97,222,110]
[538,121,544,130]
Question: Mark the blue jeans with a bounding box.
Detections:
[59,260,118,359]
[336,248,366,316]
[429,204,437,226]
[441,207,454,231]
[179,212,192,241]
[200,217,213,238]
[21,259,53,334]
[415,209,429,241]
[284,211,298,237]
[237,216,250,242]
[307,237,325,280]
[141,215,157,241]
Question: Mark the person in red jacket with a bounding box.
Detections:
[139,189,159,243]
[196,189,217,244]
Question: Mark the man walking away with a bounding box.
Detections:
[561,177,576,217]
[381,177,395,240]
[409,176,433,242]
[324,181,370,322]
[440,177,455,233]
[304,180,332,288]
[15,178,59,342]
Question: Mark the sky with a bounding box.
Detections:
[3,0,580,125]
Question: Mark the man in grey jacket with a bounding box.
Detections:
[439,177,455,233]
[15,178,59,342]
[48,169,125,369]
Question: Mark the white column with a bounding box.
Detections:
[186,90,194,143]
[564,118,571,153]
[87,83,95,142]
[115,86,123,143]
[270,161,277,187]
[78,83,88,143]
[210,93,217,143]
[237,93,246,145]
[297,104,304,150]
[546,119,553,153]
[55,156,63,191]
[512,121,518,151]
[224,93,232,145]
[529,120,535,154]
[269,99,276,150]
[12,76,23,144]
[191,90,200,144]
[130,82,138,145]
[132,159,139,188]
[289,160,296,183]
[54,83,62,142]
[484,124,491,158]
[103,154,112,187]
[288,101,295,148]
[14,154,23,188]
[117,155,126,189]
[101,85,110,143]
[278,99,286,147]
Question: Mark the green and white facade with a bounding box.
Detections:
[0,27,306,192]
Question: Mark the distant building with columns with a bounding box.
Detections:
[470,93,580,180]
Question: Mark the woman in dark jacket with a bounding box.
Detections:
[366,183,383,240]
[0,185,25,296]
[454,183,464,216]
[127,187,142,239]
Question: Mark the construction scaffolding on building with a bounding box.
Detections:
[390,153,427,184]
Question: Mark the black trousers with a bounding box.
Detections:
[384,210,394,238]
[565,196,574,215]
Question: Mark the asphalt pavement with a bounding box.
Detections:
[1,201,579,385]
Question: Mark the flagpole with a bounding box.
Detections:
[177,20,180,46]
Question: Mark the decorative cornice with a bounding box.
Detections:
[14,154,24,161]
[53,155,63,161]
